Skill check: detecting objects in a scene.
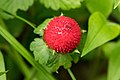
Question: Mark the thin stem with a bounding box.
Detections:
[15,15,36,29]
[67,68,76,80]
[1,9,36,29]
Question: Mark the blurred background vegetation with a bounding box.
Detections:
[0,0,120,80]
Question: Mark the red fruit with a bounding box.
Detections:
[44,16,82,53]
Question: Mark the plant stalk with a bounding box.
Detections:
[67,68,76,80]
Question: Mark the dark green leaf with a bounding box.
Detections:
[30,38,50,64]
[77,32,87,52]
[5,18,25,37]
[70,50,80,63]
[39,0,82,10]
[85,0,113,17]
[82,12,120,57]
[34,18,52,36]
[111,7,120,23]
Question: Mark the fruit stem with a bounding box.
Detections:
[1,9,36,29]
[15,15,36,29]
[67,68,76,80]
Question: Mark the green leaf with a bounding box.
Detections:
[0,0,34,19]
[0,0,34,14]
[0,71,8,76]
[114,0,120,9]
[119,5,120,12]
[30,38,50,64]
[46,52,78,72]
[46,53,63,72]
[81,12,120,57]
[85,0,113,17]
[0,9,13,19]
[59,54,72,69]
[0,51,6,80]
[0,18,7,44]
[107,40,120,80]
[34,18,52,36]
[70,49,80,63]
[39,0,82,10]
[102,42,116,58]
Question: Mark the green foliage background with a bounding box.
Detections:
[0,0,120,80]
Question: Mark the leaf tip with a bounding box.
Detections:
[81,49,88,57]
[81,53,85,57]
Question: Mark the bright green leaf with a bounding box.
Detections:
[81,12,120,57]
[39,0,82,10]
[85,0,113,17]
[0,51,6,80]
[114,0,120,9]
[0,0,34,19]
[30,38,50,64]
[0,71,8,77]
[0,0,34,13]
[34,18,52,36]
[107,40,120,80]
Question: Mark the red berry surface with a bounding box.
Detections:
[44,16,82,53]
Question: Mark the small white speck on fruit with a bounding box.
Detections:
[58,32,62,34]
[60,13,64,16]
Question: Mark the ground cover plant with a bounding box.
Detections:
[0,0,120,80]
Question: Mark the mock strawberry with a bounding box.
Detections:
[44,16,82,53]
